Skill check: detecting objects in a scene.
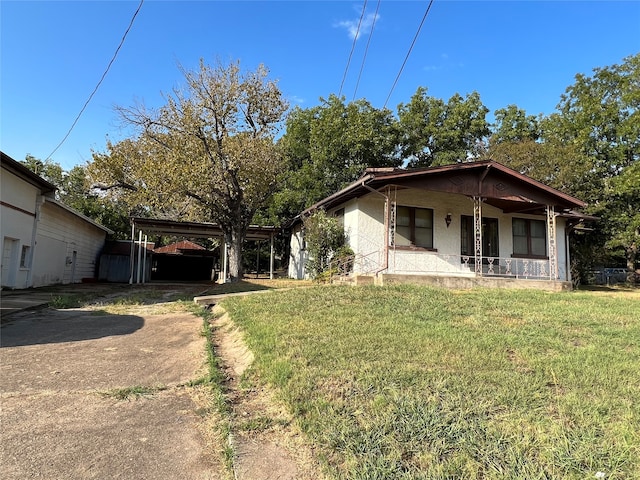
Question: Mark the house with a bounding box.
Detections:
[1,152,112,289]
[288,160,591,291]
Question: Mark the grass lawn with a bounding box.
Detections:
[221,285,640,479]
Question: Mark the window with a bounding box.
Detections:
[461,216,499,257]
[394,206,433,249]
[512,218,546,257]
[334,208,345,229]
[20,245,31,268]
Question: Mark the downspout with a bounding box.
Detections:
[26,194,45,288]
[362,182,389,277]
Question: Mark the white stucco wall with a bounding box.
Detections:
[1,170,40,289]
[288,223,309,279]
[31,201,107,287]
[351,189,571,281]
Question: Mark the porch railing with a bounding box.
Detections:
[388,250,555,280]
[327,249,556,282]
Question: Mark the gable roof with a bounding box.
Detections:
[298,160,587,221]
[154,240,206,254]
[1,151,56,194]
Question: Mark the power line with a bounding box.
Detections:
[338,0,368,98]
[352,0,381,101]
[45,0,144,162]
[383,0,435,110]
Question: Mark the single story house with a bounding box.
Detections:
[1,152,112,289]
[288,160,592,291]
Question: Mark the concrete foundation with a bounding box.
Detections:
[358,274,572,292]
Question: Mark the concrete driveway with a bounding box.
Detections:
[1,300,224,479]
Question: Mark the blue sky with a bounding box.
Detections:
[1,0,638,170]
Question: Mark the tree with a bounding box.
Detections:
[89,59,289,280]
[302,210,348,279]
[492,105,540,143]
[269,95,400,223]
[20,155,65,192]
[397,88,490,167]
[20,156,131,238]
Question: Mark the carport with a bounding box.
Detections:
[129,217,278,284]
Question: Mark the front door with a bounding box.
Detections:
[461,216,499,258]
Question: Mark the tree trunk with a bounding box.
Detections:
[626,244,637,284]
[225,225,246,282]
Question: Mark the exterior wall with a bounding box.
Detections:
[31,201,107,287]
[288,223,309,279]
[351,189,571,281]
[288,188,573,283]
[1,170,40,289]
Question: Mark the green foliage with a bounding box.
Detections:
[397,87,490,167]
[100,385,167,400]
[272,95,400,219]
[89,59,289,280]
[224,286,640,479]
[303,210,347,278]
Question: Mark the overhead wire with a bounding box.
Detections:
[45,0,144,162]
[383,0,435,110]
[352,0,381,101]
[338,0,368,98]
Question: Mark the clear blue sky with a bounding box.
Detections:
[2,0,638,170]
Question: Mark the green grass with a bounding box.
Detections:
[222,285,640,479]
[100,384,167,400]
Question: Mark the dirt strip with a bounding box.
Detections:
[210,306,324,480]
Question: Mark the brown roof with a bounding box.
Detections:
[296,160,587,223]
[154,240,206,254]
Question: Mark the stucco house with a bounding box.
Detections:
[288,160,591,291]
[1,152,112,289]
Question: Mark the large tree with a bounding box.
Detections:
[89,59,289,280]
[397,88,490,167]
[268,94,400,222]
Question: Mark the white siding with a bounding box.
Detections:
[31,201,107,287]
[1,171,39,289]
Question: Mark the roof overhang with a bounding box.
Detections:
[294,160,588,224]
[131,217,278,241]
[1,151,56,194]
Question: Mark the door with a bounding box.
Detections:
[461,216,499,258]
[1,238,20,288]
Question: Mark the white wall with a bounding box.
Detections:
[1,170,39,289]
[351,189,571,281]
[31,201,107,287]
[288,223,309,279]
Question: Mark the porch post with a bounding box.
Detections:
[547,205,557,280]
[222,242,228,284]
[473,196,482,275]
[136,230,143,284]
[269,233,274,280]
[129,221,135,284]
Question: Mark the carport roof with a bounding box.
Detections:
[131,217,278,240]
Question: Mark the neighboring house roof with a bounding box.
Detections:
[293,160,589,225]
[154,240,206,254]
[1,151,56,194]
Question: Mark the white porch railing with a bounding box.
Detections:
[328,249,557,282]
[388,250,555,280]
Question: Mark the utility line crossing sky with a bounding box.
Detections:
[1,1,638,170]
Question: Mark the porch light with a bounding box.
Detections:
[445,213,452,228]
